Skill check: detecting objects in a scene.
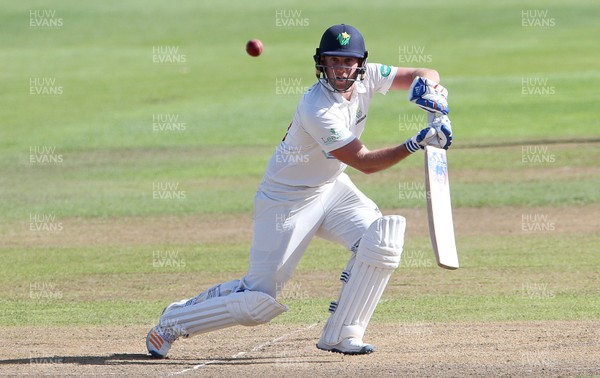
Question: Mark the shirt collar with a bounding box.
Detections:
[320,80,366,104]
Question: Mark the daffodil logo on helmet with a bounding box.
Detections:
[337,32,351,46]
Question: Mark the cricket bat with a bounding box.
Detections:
[424,146,459,269]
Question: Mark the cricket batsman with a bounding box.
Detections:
[147,24,452,357]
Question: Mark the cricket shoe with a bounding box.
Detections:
[146,326,178,358]
[316,337,375,355]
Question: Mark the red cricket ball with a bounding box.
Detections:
[246,39,264,57]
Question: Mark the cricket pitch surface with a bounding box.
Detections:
[2,321,599,377]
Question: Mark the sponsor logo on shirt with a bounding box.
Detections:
[321,128,344,145]
[355,108,366,124]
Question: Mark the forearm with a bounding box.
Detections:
[412,68,440,83]
[331,138,415,174]
[391,67,441,90]
[352,143,413,174]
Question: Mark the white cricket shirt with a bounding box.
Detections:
[262,63,398,190]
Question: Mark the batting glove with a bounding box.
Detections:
[405,115,452,153]
[429,114,452,149]
[408,76,449,115]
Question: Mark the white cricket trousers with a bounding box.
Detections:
[241,172,382,298]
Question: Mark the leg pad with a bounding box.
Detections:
[159,290,288,337]
[319,215,405,346]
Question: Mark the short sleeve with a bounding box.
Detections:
[364,63,398,95]
[300,105,355,153]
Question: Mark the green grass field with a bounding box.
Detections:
[1,1,599,372]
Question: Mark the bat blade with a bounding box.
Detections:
[425,146,459,270]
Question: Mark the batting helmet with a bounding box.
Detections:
[314,24,369,92]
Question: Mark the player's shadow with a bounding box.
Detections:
[0,354,185,366]
[0,354,337,366]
